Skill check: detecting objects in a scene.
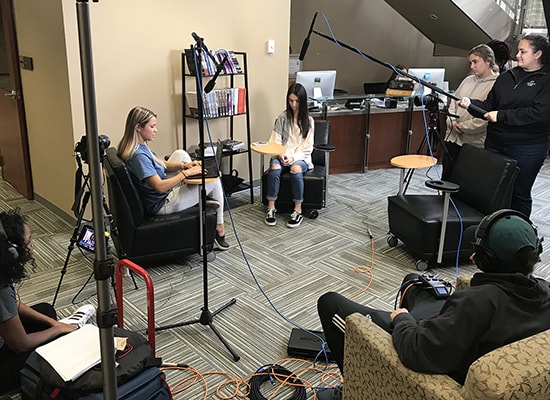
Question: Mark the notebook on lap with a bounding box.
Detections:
[186,141,223,179]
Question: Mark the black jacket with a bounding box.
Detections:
[470,66,550,145]
[391,272,550,384]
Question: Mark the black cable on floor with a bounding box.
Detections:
[248,364,307,400]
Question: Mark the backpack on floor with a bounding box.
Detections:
[20,327,172,400]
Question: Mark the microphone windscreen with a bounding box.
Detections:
[468,104,488,119]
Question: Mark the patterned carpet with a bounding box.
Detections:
[1,157,549,399]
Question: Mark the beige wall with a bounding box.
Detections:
[290,0,471,93]
[13,0,479,219]
[13,0,291,218]
[14,1,77,216]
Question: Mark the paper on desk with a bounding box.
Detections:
[35,324,112,382]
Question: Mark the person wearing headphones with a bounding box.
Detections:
[0,209,94,394]
[315,209,549,400]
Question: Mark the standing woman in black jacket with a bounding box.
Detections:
[459,34,550,218]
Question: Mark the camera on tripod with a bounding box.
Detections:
[74,134,111,164]
[413,93,441,112]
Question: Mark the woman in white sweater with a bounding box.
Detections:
[442,44,498,179]
[264,83,314,228]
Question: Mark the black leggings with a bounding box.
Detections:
[317,274,445,373]
[0,303,57,394]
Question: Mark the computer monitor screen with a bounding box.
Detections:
[295,70,337,101]
[408,68,445,95]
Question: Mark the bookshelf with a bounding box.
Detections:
[182,49,253,203]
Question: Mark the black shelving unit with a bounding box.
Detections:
[182,50,253,203]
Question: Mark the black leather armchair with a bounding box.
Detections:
[387,144,519,270]
[103,147,217,264]
[261,119,333,218]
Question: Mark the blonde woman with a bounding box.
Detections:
[117,106,229,250]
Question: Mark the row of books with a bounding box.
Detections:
[186,87,247,118]
[184,48,242,76]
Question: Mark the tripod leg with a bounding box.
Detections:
[101,198,139,291]
[53,190,91,307]
[207,321,240,361]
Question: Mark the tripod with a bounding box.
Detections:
[52,156,134,307]
[154,36,239,362]
[401,104,453,194]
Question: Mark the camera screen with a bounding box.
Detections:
[77,225,95,252]
[436,287,448,295]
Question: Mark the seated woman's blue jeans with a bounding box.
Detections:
[265,158,308,204]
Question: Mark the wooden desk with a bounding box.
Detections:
[250,142,285,195]
[314,104,444,173]
[390,154,437,195]
[250,142,285,172]
[184,177,219,185]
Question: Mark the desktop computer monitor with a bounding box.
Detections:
[295,70,337,102]
[408,68,445,95]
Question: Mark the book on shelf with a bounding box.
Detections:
[186,87,246,118]
[221,139,245,151]
[185,48,242,76]
[227,50,242,74]
[237,87,246,114]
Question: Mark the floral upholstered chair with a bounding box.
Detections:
[343,276,550,399]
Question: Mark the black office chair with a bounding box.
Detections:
[261,120,334,219]
[103,147,217,265]
[387,144,519,270]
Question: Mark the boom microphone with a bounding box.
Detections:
[299,12,318,61]
[204,54,228,94]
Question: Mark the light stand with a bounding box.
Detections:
[154,35,239,362]
[75,1,118,398]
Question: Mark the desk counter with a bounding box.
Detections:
[313,104,443,173]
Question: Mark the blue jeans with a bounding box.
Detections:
[265,158,308,204]
[485,137,550,218]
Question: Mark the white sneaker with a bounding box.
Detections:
[265,208,277,226]
[287,211,303,228]
[59,304,96,328]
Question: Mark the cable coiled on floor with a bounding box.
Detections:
[248,364,307,400]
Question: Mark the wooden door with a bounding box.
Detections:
[0,0,33,199]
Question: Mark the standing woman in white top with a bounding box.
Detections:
[442,44,498,180]
[264,83,314,228]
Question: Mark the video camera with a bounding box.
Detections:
[413,93,442,113]
[74,134,111,164]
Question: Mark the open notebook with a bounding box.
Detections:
[35,325,107,382]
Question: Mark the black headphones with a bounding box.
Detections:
[0,218,20,260]
[473,209,542,272]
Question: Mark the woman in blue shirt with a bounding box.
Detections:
[118,106,229,250]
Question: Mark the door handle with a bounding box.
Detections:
[3,90,18,99]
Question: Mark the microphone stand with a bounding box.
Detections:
[75,1,117,399]
[154,36,239,362]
